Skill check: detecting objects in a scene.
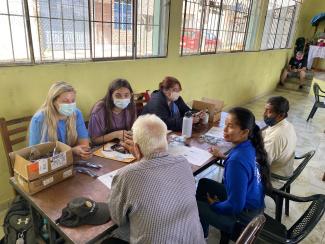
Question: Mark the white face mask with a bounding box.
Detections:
[58,102,76,116]
[114,98,130,109]
[170,92,180,101]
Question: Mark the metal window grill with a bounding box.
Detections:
[0,0,169,64]
[0,0,31,63]
[261,0,301,50]
[180,0,254,56]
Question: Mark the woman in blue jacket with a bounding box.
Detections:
[196,107,271,243]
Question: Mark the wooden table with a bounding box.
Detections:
[10,113,230,244]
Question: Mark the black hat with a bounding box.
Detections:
[57,197,111,227]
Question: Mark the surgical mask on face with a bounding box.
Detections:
[58,102,76,116]
[264,116,277,127]
[114,98,130,109]
[170,92,180,101]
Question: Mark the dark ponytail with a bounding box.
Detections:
[229,107,272,193]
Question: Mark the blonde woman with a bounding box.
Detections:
[29,81,91,159]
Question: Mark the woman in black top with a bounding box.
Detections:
[142,76,202,131]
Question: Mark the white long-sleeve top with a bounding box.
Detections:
[262,119,297,177]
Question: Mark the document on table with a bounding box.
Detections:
[204,126,224,138]
[98,169,119,189]
[168,145,213,166]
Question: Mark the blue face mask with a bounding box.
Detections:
[263,116,277,127]
[114,98,130,109]
[58,102,76,116]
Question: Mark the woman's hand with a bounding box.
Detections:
[112,130,127,141]
[193,115,200,124]
[209,146,225,159]
[207,193,219,205]
[72,145,92,160]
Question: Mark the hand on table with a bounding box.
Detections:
[72,145,92,160]
[209,146,226,159]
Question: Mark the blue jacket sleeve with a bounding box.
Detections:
[211,160,249,214]
[76,109,89,140]
[29,114,43,146]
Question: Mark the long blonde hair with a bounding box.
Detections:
[39,81,78,146]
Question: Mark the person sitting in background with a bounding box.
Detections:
[105,114,205,244]
[263,96,297,179]
[29,81,91,160]
[88,79,136,145]
[141,76,204,131]
[280,51,307,89]
[196,107,271,244]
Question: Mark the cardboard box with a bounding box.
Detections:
[15,165,74,195]
[192,98,224,122]
[11,141,73,181]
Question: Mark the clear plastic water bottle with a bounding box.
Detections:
[182,111,193,138]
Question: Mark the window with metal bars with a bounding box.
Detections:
[260,0,301,50]
[180,0,255,56]
[0,0,31,63]
[0,0,169,64]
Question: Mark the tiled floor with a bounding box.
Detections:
[197,85,325,243]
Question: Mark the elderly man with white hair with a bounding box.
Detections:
[105,114,205,244]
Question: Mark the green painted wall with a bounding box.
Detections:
[0,1,294,206]
[295,0,325,40]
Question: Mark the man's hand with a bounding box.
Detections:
[120,139,141,160]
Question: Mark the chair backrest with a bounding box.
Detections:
[287,195,325,243]
[134,90,150,115]
[284,150,316,188]
[0,116,32,177]
[236,215,266,244]
[313,83,321,102]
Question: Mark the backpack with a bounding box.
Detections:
[1,196,35,244]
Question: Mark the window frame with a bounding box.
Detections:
[180,0,255,56]
[260,0,301,51]
[0,0,171,66]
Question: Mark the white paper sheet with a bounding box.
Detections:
[98,169,119,189]
[168,145,213,166]
[204,126,224,138]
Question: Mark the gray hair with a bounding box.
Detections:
[132,114,168,157]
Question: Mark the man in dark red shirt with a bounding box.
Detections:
[280,51,307,89]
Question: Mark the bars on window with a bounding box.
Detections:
[0,0,30,63]
[180,0,253,56]
[136,0,169,57]
[0,0,169,64]
[260,0,300,50]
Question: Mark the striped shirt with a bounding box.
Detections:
[108,152,205,244]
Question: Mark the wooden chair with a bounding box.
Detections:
[134,90,150,115]
[0,116,32,176]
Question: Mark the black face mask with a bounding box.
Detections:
[264,116,277,127]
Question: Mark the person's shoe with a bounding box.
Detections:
[298,85,303,89]
[279,82,284,86]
